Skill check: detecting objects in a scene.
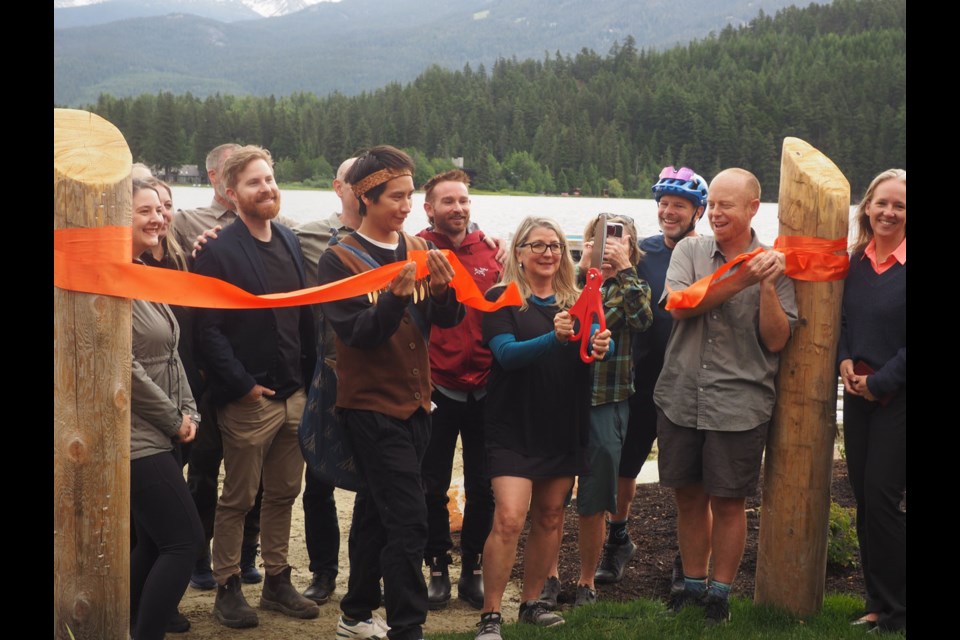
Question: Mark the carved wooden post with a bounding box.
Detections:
[754,137,850,615]
[54,108,132,640]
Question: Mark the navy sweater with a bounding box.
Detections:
[837,253,906,397]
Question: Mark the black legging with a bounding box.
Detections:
[130,452,204,640]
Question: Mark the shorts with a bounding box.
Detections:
[576,400,629,516]
[656,408,768,498]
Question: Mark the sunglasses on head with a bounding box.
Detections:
[659,166,696,181]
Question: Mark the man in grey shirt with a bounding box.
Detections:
[653,168,797,625]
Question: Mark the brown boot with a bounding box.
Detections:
[214,574,259,628]
[260,567,321,619]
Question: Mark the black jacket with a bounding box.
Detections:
[193,217,316,406]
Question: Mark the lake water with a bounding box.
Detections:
[171,185,858,247]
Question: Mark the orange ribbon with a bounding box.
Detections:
[665,236,849,311]
[53,226,522,312]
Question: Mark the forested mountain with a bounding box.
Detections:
[55,0,809,105]
[84,0,906,199]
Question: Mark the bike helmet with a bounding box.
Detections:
[651,166,708,208]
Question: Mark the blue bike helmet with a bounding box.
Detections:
[651,166,708,208]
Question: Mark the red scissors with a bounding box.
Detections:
[568,214,608,363]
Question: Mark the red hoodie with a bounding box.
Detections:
[417,228,502,391]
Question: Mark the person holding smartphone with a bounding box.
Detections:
[564,214,652,607]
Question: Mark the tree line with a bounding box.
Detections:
[82,0,905,199]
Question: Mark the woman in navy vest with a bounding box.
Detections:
[838,169,906,634]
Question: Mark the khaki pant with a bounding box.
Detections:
[212,389,306,583]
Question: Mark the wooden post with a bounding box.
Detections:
[754,137,850,615]
[54,109,132,640]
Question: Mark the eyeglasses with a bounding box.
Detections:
[519,241,565,255]
[659,166,696,181]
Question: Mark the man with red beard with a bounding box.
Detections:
[193,145,320,629]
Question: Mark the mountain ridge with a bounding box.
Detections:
[55,0,814,105]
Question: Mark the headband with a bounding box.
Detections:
[352,167,413,200]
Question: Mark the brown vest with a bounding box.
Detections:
[330,233,433,420]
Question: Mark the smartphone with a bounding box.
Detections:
[606,222,624,238]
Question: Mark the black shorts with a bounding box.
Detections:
[618,390,658,478]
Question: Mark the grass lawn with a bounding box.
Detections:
[428,594,898,639]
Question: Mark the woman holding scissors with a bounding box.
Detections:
[475,217,611,640]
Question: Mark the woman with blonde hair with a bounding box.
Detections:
[143,178,189,271]
[475,217,611,640]
[128,179,204,638]
[539,214,652,609]
[838,169,906,634]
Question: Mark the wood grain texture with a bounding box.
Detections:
[54,108,132,640]
[754,137,850,616]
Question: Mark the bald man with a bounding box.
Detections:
[653,168,797,625]
[291,157,360,605]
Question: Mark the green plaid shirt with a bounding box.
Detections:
[578,267,653,406]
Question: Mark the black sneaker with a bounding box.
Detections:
[667,587,705,614]
[574,584,597,608]
[594,539,637,584]
[475,612,503,640]
[670,553,685,594]
[190,552,216,590]
[518,600,565,627]
[538,576,562,610]
[703,592,731,626]
[240,543,263,584]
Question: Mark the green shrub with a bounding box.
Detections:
[827,501,859,569]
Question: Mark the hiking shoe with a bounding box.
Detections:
[260,566,321,619]
[703,592,731,626]
[240,543,263,584]
[302,571,336,605]
[574,584,597,608]
[190,552,216,590]
[594,539,637,584]
[518,600,565,627]
[426,555,452,610]
[670,553,685,594]
[475,612,503,640]
[336,614,389,639]
[667,587,705,614]
[538,576,562,610]
[214,574,259,628]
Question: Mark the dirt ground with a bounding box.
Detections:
[176,454,865,639]
[540,458,865,606]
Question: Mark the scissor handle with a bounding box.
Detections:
[568,268,607,363]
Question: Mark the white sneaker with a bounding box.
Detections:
[371,613,390,635]
[336,613,390,639]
